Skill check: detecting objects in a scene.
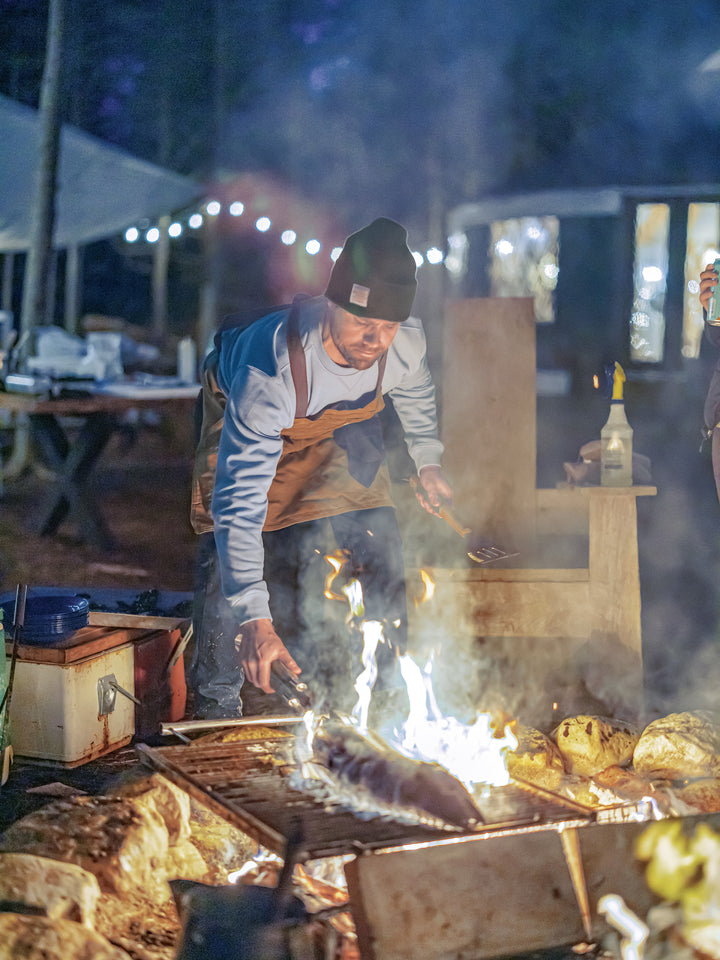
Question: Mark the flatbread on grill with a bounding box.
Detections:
[505,725,565,790]
[592,764,655,801]
[632,710,720,781]
[674,777,720,813]
[552,715,639,777]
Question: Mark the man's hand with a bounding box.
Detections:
[414,465,453,516]
[235,618,301,694]
[700,263,719,313]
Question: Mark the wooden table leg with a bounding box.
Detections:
[29,412,116,550]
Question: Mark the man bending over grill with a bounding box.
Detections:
[190,217,451,719]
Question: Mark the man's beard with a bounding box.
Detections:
[332,337,382,370]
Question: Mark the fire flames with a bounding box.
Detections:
[305,556,518,792]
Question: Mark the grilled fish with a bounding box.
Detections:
[310,722,484,830]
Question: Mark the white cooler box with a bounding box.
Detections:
[6,626,139,766]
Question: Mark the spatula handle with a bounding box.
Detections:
[436,505,471,538]
[408,476,471,538]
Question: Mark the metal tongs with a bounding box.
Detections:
[159,662,316,740]
[408,475,519,565]
[270,661,314,714]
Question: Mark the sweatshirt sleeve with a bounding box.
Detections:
[211,364,294,624]
[386,318,444,470]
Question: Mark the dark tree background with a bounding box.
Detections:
[3,0,720,245]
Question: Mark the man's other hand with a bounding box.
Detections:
[235,618,301,694]
[700,263,719,313]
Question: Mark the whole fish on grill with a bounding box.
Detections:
[309,721,484,830]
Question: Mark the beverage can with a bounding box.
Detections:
[708,257,720,326]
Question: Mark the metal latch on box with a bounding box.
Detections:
[97,674,141,716]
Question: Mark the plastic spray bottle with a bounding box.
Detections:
[601,361,633,487]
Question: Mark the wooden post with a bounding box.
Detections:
[441,297,537,552]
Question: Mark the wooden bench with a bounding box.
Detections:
[407,298,655,724]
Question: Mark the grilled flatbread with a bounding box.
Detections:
[552,715,639,776]
[505,725,565,790]
[633,711,720,781]
[674,778,720,813]
[592,764,654,801]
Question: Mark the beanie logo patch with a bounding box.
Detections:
[349,283,370,308]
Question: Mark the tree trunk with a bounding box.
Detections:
[18,0,66,356]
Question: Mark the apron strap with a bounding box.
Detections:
[287,296,310,418]
[375,350,387,394]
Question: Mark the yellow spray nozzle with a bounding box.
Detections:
[611,361,626,401]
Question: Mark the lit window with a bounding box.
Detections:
[444,233,467,277]
[629,204,669,363]
[683,204,720,358]
[488,216,559,323]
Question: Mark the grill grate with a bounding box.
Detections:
[137,731,597,860]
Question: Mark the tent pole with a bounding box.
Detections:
[2,254,14,315]
[44,249,58,326]
[18,0,65,353]
[151,215,170,341]
[64,243,82,333]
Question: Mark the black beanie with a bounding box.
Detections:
[324,217,417,323]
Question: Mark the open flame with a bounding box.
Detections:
[323,551,347,602]
[351,620,384,731]
[310,552,518,793]
[391,653,517,789]
[415,568,435,606]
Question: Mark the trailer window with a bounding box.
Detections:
[488,216,559,324]
[630,204,670,363]
[684,203,720,359]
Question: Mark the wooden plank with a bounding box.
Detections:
[424,579,593,638]
[441,298,537,553]
[88,611,190,631]
[587,493,643,657]
[346,826,588,960]
[416,566,589,583]
[345,814,683,960]
[6,626,161,663]
[0,391,198,416]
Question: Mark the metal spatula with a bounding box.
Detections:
[409,476,519,565]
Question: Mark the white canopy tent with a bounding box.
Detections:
[0,94,204,334]
[0,93,202,252]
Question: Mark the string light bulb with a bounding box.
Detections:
[121,201,439,273]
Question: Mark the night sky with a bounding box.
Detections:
[3,0,720,240]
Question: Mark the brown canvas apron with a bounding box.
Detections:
[191,299,393,534]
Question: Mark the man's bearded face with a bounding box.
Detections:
[326,306,400,370]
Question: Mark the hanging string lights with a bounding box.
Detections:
[122,199,444,269]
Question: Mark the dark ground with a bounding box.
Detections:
[0,416,198,596]
[0,414,635,959]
